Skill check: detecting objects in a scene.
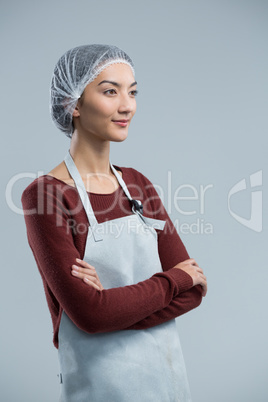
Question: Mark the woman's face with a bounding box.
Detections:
[73,63,137,142]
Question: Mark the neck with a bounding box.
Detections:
[69,130,112,177]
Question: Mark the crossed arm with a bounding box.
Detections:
[22,174,206,336]
[67,169,206,329]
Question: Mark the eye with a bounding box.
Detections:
[130,90,138,97]
[104,89,117,95]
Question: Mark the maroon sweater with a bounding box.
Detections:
[21,165,202,348]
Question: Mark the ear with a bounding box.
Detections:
[73,96,83,118]
[72,104,80,118]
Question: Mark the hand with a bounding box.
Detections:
[173,258,207,297]
[71,258,104,291]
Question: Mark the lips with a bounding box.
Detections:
[112,119,129,127]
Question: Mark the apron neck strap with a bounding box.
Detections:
[64,149,139,239]
[109,163,133,201]
[64,149,99,230]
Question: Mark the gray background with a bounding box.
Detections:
[1,1,267,401]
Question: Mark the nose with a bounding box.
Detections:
[117,92,136,115]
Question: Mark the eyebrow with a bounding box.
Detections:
[97,80,137,88]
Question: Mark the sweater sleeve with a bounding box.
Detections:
[123,169,203,330]
[21,179,194,336]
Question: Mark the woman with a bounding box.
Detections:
[21,44,207,402]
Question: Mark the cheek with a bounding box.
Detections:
[84,99,115,123]
[97,101,115,118]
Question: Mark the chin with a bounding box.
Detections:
[110,131,129,142]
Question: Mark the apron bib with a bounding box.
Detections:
[58,149,192,402]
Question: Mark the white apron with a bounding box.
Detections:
[58,149,192,401]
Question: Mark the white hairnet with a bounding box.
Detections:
[50,44,135,138]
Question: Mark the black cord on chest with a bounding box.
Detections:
[130,199,143,215]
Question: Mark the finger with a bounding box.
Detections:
[72,265,100,282]
[200,278,207,297]
[72,270,100,285]
[72,264,96,275]
[72,271,101,290]
[71,264,103,291]
[194,266,203,274]
[197,273,206,283]
[72,267,102,288]
[186,258,199,268]
[75,258,96,270]
[186,258,197,265]
[83,277,100,290]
